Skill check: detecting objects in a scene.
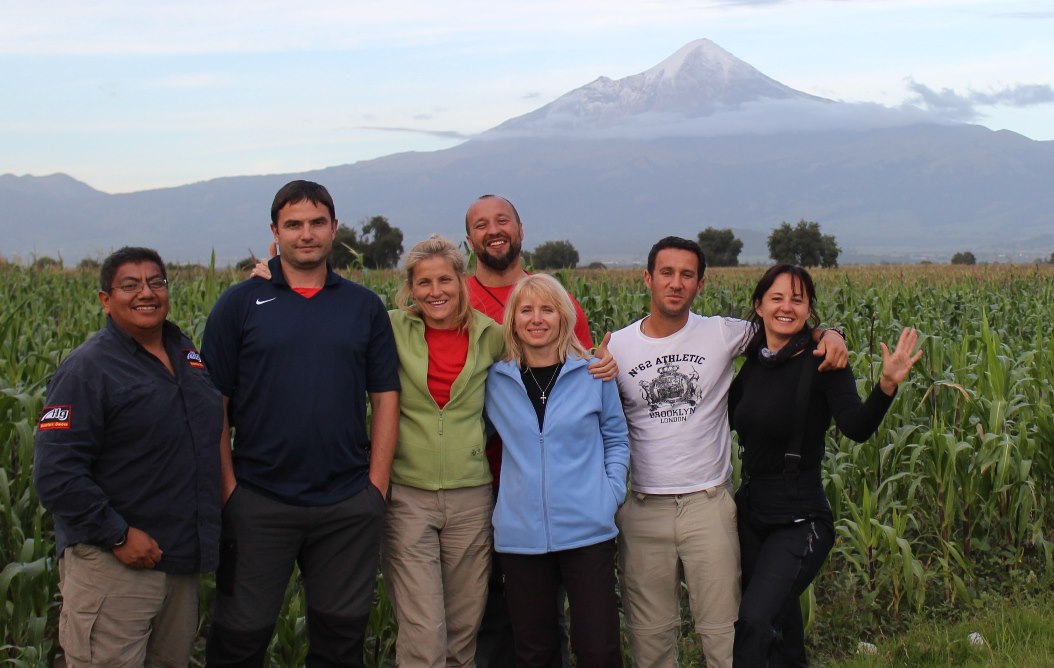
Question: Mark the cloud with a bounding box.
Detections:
[357,126,472,140]
[482,97,941,141]
[904,78,1054,121]
[971,84,1054,107]
[150,73,228,89]
[994,11,1054,19]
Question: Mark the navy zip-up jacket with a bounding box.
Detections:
[33,318,223,573]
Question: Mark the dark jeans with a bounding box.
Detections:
[206,484,386,668]
[733,511,834,668]
[499,540,623,668]
[475,550,518,668]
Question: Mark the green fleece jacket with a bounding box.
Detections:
[388,309,504,490]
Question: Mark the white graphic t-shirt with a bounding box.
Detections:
[608,313,751,495]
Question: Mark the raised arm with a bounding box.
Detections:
[878,327,923,396]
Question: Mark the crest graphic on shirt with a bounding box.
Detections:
[39,405,72,431]
[639,364,701,411]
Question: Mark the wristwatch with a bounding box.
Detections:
[825,327,847,341]
[112,528,128,548]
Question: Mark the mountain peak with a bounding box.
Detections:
[489,38,826,135]
[642,38,742,82]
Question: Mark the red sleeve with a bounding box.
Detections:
[569,294,593,348]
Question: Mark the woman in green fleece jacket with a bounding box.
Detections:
[384,234,505,667]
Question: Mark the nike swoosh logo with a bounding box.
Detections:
[256,297,277,305]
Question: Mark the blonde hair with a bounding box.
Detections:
[395,234,472,332]
[502,274,589,365]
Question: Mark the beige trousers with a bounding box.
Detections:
[382,484,493,668]
[58,544,199,668]
[616,482,741,668]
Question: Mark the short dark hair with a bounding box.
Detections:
[464,194,522,233]
[745,263,820,355]
[270,180,336,225]
[646,236,706,277]
[99,247,167,292]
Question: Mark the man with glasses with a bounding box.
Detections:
[34,246,224,667]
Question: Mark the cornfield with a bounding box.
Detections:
[2,261,1051,665]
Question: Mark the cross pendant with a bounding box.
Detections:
[540,393,547,405]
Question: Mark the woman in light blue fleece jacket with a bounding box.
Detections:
[484,273,629,668]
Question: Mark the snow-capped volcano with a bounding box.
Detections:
[490,39,830,134]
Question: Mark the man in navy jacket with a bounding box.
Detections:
[202,180,400,667]
[34,246,223,667]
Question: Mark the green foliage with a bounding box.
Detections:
[697,227,743,267]
[331,224,362,270]
[2,262,1053,665]
[829,589,1054,667]
[327,219,401,270]
[768,220,840,268]
[30,257,61,272]
[586,261,607,270]
[951,251,977,265]
[358,216,403,270]
[532,240,579,269]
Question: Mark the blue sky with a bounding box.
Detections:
[2,0,1052,194]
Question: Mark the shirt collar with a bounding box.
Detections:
[105,316,180,353]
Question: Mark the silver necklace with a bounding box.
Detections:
[526,365,559,405]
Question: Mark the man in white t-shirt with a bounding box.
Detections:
[608,236,846,668]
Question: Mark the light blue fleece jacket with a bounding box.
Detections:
[485,356,630,554]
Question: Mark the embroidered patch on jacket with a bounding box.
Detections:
[184,349,205,369]
[39,405,72,431]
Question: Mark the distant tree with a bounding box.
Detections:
[358,216,403,269]
[235,256,256,271]
[697,227,743,267]
[330,224,361,269]
[950,251,976,265]
[767,220,840,268]
[586,261,607,270]
[32,256,62,271]
[77,257,101,272]
[1048,251,1054,265]
[532,240,580,269]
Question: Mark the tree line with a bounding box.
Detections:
[24,216,1054,271]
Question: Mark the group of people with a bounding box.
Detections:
[33,179,921,668]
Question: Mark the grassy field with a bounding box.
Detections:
[1,261,1052,666]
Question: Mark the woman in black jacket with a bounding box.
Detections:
[729,264,921,667]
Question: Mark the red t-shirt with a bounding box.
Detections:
[467,276,593,346]
[292,287,321,298]
[424,326,469,409]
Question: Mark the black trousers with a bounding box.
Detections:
[475,550,518,668]
[205,484,386,668]
[733,510,834,668]
[499,540,623,668]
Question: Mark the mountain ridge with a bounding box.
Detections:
[3,39,1052,265]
